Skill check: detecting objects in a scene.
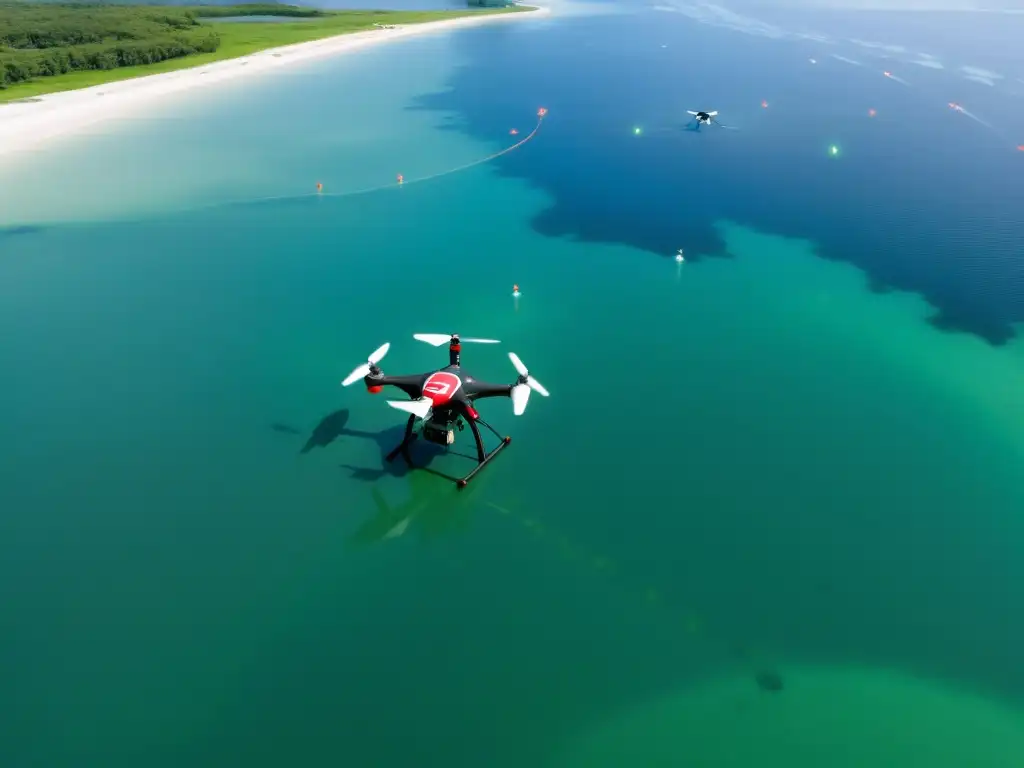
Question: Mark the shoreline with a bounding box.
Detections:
[0,6,550,163]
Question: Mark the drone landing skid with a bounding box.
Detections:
[385,414,511,489]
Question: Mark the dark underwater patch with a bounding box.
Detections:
[0,224,45,241]
[755,670,784,693]
[412,14,1024,346]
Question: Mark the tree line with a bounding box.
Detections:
[0,2,324,88]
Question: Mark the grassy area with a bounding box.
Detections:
[0,5,532,102]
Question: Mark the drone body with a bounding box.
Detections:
[687,109,719,129]
[341,333,548,488]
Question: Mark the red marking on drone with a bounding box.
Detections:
[537,107,548,117]
[367,385,383,394]
[422,372,462,406]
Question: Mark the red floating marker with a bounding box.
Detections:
[883,70,892,78]
[537,107,548,117]
[1018,145,1024,152]
[510,128,519,135]
[761,100,768,108]
[868,108,877,117]
[396,174,404,185]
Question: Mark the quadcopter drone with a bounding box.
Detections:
[687,110,719,129]
[684,109,739,133]
[341,333,549,488]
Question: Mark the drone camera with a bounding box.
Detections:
[423,422,455,446]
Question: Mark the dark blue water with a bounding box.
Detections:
[418,6,1024,343]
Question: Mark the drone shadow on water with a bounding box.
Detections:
[272,408,486,483]
[271,409,482,546]
[347,469,479,548]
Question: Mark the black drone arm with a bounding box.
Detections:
[467,380,515,402]
[366,373,425,400]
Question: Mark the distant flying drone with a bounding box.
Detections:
[687,110,719,129]
[685,109,738,132]
[341,333,549,488]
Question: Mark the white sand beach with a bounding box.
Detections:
[0,6,550,162]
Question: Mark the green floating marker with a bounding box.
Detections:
[829,144,840,157]
[634,127,642,136]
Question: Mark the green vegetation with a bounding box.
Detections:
[0,2,529,101]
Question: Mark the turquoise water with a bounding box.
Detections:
[3,8,1024,767]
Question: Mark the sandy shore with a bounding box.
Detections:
[0,6,550,162]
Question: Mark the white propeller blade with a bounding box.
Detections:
[387,397,433,419]
[511,383,531,416]
[414,334,452,347]
[508,352,550,399]
[414,333,500,347]
[687,110,698,115]
[527,377,550,398]
[509,351,528,377]
[710,110,718,116]
[342,365,371,387]
[341,342,390,387]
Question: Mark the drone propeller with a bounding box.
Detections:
[341,342,390,387]
[387,397,433,420]
[413,333,500,347]
[511,383,531,416]
[508,351,549,415]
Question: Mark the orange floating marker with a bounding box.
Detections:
[397,174,404,185]
[510,128,519,135]
[316,182,323,193]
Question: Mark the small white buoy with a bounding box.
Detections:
[512,283,521,298]
[675,249,685,263]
